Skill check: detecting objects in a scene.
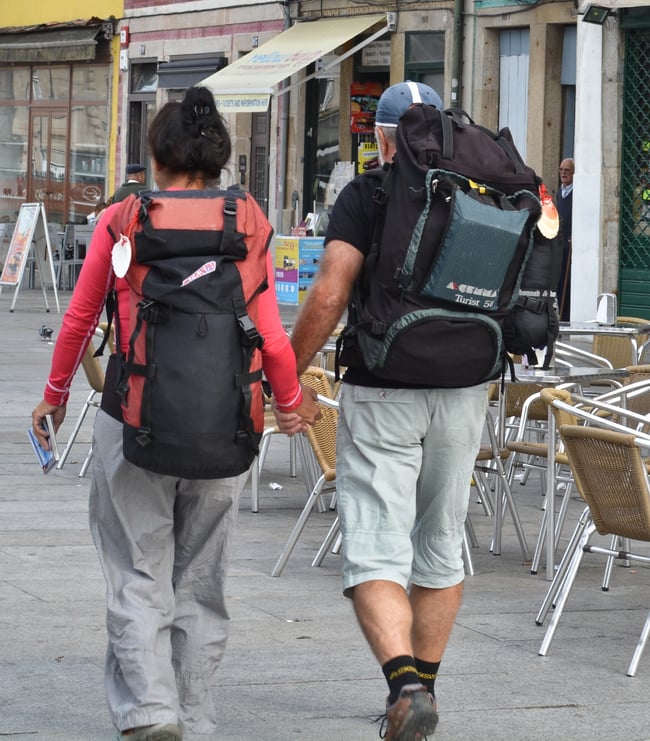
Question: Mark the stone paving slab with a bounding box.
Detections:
[2,288,650,740]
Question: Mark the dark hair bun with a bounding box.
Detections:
[182,87,218,135]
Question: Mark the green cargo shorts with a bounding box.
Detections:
[336,382,488,595]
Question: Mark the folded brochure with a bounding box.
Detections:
[27,415,59,473]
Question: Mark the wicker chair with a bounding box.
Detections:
[508,376,650,576]
[593,316,650,369]
[537,423,650,676]
[476,408,531,560]
[505,382,558,484]
[271,366,338,577]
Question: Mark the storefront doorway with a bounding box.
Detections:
[30,109,68,225]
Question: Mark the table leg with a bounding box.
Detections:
[545,405,557,580]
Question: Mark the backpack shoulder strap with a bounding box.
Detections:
[221,188,247,258]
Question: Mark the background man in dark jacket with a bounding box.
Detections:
[110,164,147,203]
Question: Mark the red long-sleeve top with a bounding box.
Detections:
[44,198,302,411]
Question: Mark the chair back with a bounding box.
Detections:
[540,387,580,429]
[622,365,650,418]
[299,366,338,481]
[505,382,547,421]
[559,424,650,541]
[592,317,650,369]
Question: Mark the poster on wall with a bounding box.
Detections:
[274,236,325,305]
[350,82,383,134]
[357,142,379,174]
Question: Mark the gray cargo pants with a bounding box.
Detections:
[89,410,248,737]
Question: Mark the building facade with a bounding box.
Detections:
[0,1,122,228]
[116,0,285,213]
[2,0,650,322]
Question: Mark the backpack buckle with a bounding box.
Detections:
[135,426,152,448]
[237,313,264,349]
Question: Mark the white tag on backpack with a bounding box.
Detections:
[111,234,132,278]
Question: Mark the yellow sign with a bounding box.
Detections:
[357,142,379,174]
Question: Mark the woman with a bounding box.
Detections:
[31,87,319,741]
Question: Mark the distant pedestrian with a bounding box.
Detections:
[110,163,147,203]
[86,201,107,225]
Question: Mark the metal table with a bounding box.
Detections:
[557,321,650,366]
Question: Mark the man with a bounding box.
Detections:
[288,82,488,740]
[556,158,574,321]
[110,163,147,203]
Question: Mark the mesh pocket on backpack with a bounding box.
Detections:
[419,187,531,311]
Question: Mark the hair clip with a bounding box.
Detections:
[192,104,211,119]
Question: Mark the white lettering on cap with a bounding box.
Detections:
[406,80,423,105]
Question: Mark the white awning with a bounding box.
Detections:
[200,14,389,113]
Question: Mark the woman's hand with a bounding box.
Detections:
[31,400,66,451]
[272,383,322,435]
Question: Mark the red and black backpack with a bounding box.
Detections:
[103,187,271,479]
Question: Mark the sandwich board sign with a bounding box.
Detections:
[0,202,60,313]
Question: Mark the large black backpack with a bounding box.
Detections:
[343,105,559,387]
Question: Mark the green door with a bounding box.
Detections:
[619,23,650,318]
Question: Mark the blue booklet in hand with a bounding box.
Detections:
[27,415,59,474]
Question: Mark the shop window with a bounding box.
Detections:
[0,97,28,222]
[72,65,110,101]
[0,62,109,224]
[70,104,108,220]
[128,64,158,177]
[157,54,226,90]
[405,32,444,95]
[131,63,158,94]
[303,75,341,218]
[0,67,30,101]
[349,43,389,179]
[31,66,70,101]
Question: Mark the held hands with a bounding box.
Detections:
[272,383,322,436]
[31,400,66,451]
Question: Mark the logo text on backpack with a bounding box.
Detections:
[181,261,217,286]
[446,281,497,308]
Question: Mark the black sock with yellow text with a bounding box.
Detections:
[382,655,421,705]
[414,657,440,698]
